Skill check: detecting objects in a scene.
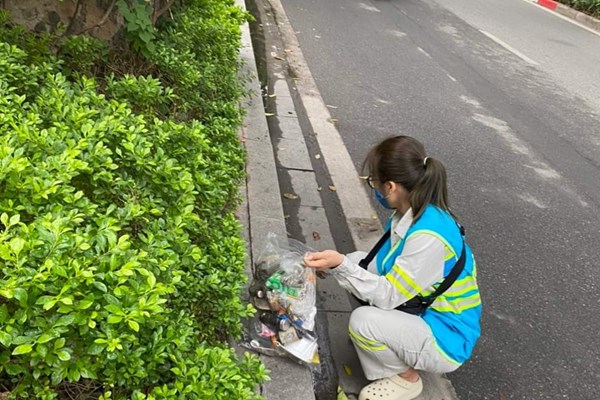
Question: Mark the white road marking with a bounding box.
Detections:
[525,164,561,180]
[490,311,518,325]
[471,112,564,181]
[517,193,548,209]
[520,0,600,38]
[358,3,381,12]
[479,30,539,66]
[387,29,407,38]
[472,113,532,156]
[460,95,482,108]
[417,46,432,58]
[469,108,589,207]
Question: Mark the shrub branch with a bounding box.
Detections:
[74,0,118,35]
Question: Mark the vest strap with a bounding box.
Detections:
[358,229,390,269]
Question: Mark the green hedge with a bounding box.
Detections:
[0,0,267,398]
[557,0,600,17]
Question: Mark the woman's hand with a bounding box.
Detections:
[304,250,344,271]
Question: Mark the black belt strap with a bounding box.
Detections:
[358,228,391,269]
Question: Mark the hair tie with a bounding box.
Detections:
[423,157,430,166]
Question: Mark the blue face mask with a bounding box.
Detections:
[375,189,393,209]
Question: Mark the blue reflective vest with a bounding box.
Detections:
[376,204,482,364]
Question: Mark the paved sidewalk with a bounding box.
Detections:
[237,0,462,399]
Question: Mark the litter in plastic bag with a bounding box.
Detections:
[241,233,319,365]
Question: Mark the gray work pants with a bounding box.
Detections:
[349,306,461,380]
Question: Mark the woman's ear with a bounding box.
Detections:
[388,181,409,200]
[387,181,399,194]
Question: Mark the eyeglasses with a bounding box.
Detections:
[366,176,377,189]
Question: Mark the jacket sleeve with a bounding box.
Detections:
[328,233,446,310]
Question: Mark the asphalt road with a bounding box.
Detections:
[278,0,600,398]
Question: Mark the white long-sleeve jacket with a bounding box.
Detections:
[328,208,448,310]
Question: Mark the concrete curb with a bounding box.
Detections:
[532,0,600,33]
[236,0,317,398]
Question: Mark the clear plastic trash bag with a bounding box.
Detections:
[242,233,319,365]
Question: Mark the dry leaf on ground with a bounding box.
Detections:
[283,193,299,200]
[328,185,336,192]
[343,364,352,376]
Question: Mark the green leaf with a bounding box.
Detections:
[104,294,119,305]
[38,333,55,344]
[36,295,55,305]
[139,31,154,43]
[55,314,75,327]
[147,274,156,288]
[0,331,12,347]
[77,300,94,310]
[9,237,25,255]
[9,214,19,226]
[93,282,107,293]
[87,343,105,355]
[0,304,9,323]
[54,338,66,350]
[5,363,25,375]
[128,320,140,332]
[58,305,73,314]
[107,315,122,324]
[59,297,73,305]
[51,367,65,385]
[12,344,33,355]
[105,304,121,314]
[13,288,27,304]
[43,299,58,311]
[116,267,134,277]
[56,350,71,361]
[36,343,48,358]
[0,245,12,261]
[68,368,81,382]
[13,335,32,345]
[117,0,133,20]
[0,288,13,299]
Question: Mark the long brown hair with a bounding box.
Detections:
[364,136,456,221]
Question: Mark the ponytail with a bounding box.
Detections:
[410,156,455,221]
